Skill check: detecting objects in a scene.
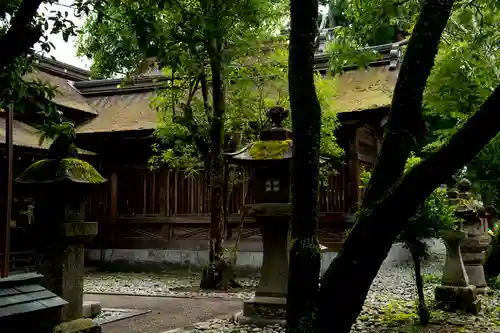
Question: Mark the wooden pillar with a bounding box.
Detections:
[151,172,156,214]
[347,126,361,214]
[110,172,118,222]
[1,106,13,277]
[377,116,388,154]
[142,172,147,214]
[160,223,170,243]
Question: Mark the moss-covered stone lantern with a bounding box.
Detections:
[225,106,293,325]
[14,128,106,323]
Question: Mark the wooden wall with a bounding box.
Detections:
[86,123,381,251]
[98,165,348,219]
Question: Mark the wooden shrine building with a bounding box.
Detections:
[2,42,404,265]
[0,58,99,274]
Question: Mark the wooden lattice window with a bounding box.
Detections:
[265,179,280,192]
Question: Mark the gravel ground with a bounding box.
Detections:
[84,256,500,333]
[84,272,257,299]
[84,294,242,333]
[94,309,126,322]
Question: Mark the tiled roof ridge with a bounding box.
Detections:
[34,55,93,81]
[72,40,408,96]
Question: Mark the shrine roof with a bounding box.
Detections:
[26,57,98,116]
[0,113,95,155]
[27,41,406,135]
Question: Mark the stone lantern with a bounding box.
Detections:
[14,130,106,324]
[455,179,490,292]
[434,178,487,314]
[225,106,293,325]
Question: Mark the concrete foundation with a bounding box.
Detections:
[85,239,446,271]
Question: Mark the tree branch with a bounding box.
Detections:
[317,0,457,331]
[0,0,44,71]
[318,84,500,333]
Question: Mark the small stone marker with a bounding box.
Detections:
[82,301,101,318]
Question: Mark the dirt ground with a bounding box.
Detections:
[83,294,242,333]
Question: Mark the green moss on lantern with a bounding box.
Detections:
[16,158,105,184]
[249,139,292,160]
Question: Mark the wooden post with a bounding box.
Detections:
[347,126,361,214]
[151,172,156,214]
[166,170,170,215]
[1,106,13,277]
[110,172,118,222]
[160,223,170,243]
[142,172,147,214]
[173,171,178,215]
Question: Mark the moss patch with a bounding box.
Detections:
[53,318,98,333]
[16,158,105,184]
[249,139,292,160]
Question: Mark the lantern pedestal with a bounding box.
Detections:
[461,231,490,293]
[37,222,98,322]
[435,229,480,314]
[238,204,291,325]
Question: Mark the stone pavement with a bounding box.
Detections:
[83,294,242,333]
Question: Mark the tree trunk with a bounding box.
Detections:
[0,0,44,71]
[484,204,500,280]
[483,203,499,280]
[200,30,228,289]
[286,0,322,331]
[484,231,500,281]
[316,0,456,330]
[362,0,456,207]
[409,242,429,326]
[207,35,225,263]
[317,85,500,333]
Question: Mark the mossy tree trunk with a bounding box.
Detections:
[286,0,322,331]
[316,84,500,333]
[409,242,429,326]
[314,1,456,332]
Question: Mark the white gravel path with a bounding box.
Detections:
[84,255,500,332]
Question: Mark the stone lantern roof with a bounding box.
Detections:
[15,129,107,185]
[224,106,293,166]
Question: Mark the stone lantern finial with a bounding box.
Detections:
[266,106,289,128]
[458,178,472,193]
[260,106,292,142]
